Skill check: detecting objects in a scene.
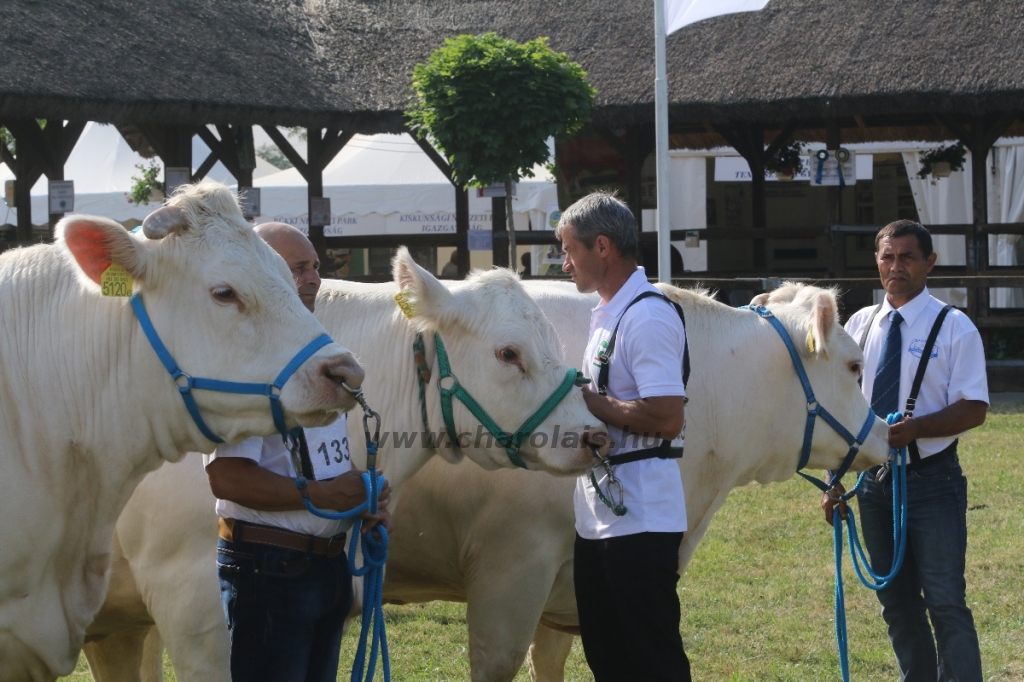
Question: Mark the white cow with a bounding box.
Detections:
[0,182,364,682]
[83,280,888,681]
[81,252,606,680]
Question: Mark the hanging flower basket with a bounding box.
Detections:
[917,144,966,179]
[765,141,804,181]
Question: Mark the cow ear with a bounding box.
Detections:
[57,215,147,286]
[392,246,454,328]
[808,291,836,360]
[750,292,771,306]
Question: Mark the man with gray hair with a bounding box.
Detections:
[556,192,691,681]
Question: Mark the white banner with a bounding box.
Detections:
[714,155,873,183]
[665,0,770,35]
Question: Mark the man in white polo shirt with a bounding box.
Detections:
[205,223,391,682]
[556,192,690,682]
[839,220,988,682]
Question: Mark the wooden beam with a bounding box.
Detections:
[764,119,800,160]
[262,126,309,180]
[411,135,454,183]
[192,152,218,182]
[197,126,241,179]
[319,130,354,168]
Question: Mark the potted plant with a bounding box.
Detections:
[917,143,966,179]
[765,141,804,181]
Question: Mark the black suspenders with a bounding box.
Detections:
[595,291,690,465]
[859,302,955,464]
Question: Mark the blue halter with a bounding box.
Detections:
[742,305,876,489]
[130,293,334,443]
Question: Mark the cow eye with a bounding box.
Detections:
[212,287,236,303]
[497,347,520,364]
[849,361,862,375]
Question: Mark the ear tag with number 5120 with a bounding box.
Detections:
[101,263,134,297]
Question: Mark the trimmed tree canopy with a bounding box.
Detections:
[407,32,595,187]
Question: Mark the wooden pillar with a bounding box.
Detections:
[597,124,654,267]
[491,195,508,268]
[412,135,470,277]
[937,112,1017,333]
[455,186,470,276]
[306,129,327,267]
[826,119,844,277]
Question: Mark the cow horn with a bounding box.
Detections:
[142,206,188,240]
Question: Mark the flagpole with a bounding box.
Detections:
[654,0,672,283]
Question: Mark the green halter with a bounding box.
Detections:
[414,331,589,469]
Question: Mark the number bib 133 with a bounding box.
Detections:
[304,417,352,481]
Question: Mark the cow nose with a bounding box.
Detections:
[581,427,610,457]
[322,352,365,391]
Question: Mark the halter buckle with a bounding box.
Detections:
[438,374,458,392]
[807,400,819,413]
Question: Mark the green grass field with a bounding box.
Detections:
[62,403,1023,681]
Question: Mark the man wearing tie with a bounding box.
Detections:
[842,220,988,681]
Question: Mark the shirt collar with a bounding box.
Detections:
[879,286,932,328]
[593,267,648,317]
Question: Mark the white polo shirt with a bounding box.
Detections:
[845,287,989,458]
[203,416,354,537]
[574,267,688,540]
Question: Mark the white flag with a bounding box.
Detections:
[665,0,771,35]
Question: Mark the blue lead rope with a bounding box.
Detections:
[290,392,390,682]
[830,411,909,681]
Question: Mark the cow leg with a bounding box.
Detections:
[140,628,164,682]
[465,570,556,682]
[527,624,574,682]
[83,627,150,682]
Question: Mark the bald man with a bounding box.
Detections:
[205,223,390,682]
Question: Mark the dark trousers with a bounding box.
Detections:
[216,537,353,682]
[574,531,691,682]
[858,455,982,682]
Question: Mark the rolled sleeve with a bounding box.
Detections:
[202,436,263,469]
[946,328,989,405]
[623,306,687,399]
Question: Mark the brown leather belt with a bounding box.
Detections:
[218,518,346,558]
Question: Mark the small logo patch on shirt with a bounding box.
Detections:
[592,339,609,368]
[908,338,940,359]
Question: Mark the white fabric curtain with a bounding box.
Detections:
[901,151,970,308]
[987,144,1024,308]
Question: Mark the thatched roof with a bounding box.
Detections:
[1,0,1022,135]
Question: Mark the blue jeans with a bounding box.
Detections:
[217,537,353,682]
[857,455,982,682]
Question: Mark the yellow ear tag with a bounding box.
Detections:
[100,263,134,297]
[806,329,816,354]
[394,290,417,319]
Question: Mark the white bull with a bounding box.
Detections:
[0,182,363,682]
[81,252,605,680]
[83,280,888,681]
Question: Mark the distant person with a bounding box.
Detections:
[827,220,988,682]
[520,252,532,278]
[441,250,459,278]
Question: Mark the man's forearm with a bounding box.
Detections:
[206,459,355,512]
[582,391,685,439]
[888,399,987,448]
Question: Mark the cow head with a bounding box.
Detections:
[56,181,363,447]
[392,248,607,475]
[751,283,889,471]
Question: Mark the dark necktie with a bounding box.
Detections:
[871,310,904,418]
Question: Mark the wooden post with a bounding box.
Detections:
[412,135,470,277]
[491,195,508,268]
[456,186,470,277]
[826,119,844,277]
[306,128,327,267]
[937,111,1016,339]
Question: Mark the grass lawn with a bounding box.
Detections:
[62,403,1023,681]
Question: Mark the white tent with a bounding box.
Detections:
[252,134,559,237]
[0,122,277,226]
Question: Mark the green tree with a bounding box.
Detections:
[407,32,595,266]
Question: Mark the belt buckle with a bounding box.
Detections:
[325,533,346,557]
